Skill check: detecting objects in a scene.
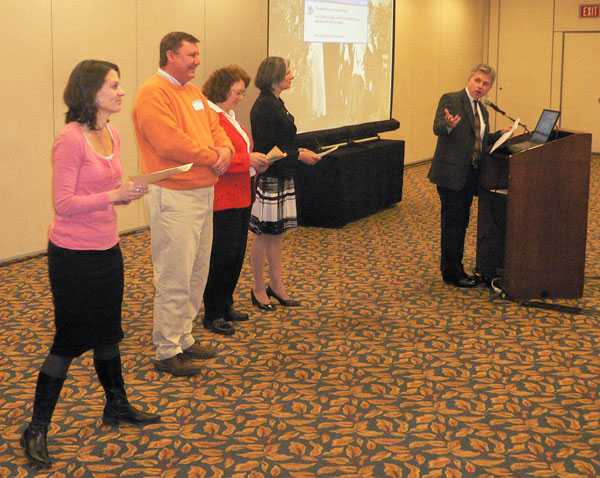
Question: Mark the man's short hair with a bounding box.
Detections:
[469,63,496,84]
[254,57,288,93]
[203,65,251,104]
[159,31,199,67]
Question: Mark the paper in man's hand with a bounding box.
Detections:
[130,163,193,185]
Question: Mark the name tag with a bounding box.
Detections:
[192,99,204,111]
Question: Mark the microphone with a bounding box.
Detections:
[483,100,529,133]
[483,100,505,115]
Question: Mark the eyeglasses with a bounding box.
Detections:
[231,88,246,97]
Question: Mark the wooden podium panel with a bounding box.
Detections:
[479,130,592,300]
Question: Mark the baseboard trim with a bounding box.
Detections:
[405,158,432,169]
[0,226,149,267]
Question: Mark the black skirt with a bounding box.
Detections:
[47,241,124,358]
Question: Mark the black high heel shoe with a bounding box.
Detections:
[266,286,301,307]
[251,289,275,311]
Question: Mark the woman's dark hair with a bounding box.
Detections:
[254,56,288,93]
[63,60,120,129]
[203,65,251,104]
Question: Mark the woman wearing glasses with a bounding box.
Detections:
[201,66,270,335]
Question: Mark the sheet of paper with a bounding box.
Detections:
[266,146,287,163]
[316,145,340,158]
[490,118,520,154]
[130,163,193,185]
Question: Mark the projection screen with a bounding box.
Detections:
[268,0,395,134]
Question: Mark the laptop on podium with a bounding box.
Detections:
[507,109,561,154]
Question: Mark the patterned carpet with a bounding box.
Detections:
[1,160,599,478]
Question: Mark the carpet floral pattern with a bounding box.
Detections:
[1,160,599,477]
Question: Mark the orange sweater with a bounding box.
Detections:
[133,74,233,190]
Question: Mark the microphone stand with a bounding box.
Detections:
[487,102,530,133]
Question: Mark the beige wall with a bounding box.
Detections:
[0,0,266,262]
[384,0,490,166]
[487,0,600,136]
[554,0,600,152]
[1,0,490,261]
[1,2,55,263]
[52,1,141,233]
[485,0,556,132]
[555,0,600,30]
[205,1,268,125]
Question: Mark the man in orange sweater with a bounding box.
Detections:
[133,32,233,376]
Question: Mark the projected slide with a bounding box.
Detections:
[304,0,368,43]
[269,0,394,134]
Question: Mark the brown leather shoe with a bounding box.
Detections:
[225,307,250,322]
[443,274,479,288]
[154,354,202,376]
[203,318,235,336]
[182,343,217,360]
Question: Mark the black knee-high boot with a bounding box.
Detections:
[21,372,66,468]
[94,355,160,426]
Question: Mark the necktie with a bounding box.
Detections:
[472,100,481,168]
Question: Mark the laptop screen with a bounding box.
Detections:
[531,109,561,143]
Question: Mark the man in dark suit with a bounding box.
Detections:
[429,64,501,288]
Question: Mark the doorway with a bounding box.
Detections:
[561,32,600,153]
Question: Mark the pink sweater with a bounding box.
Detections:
[48,122,121,250]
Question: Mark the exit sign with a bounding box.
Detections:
[580,4,600,16]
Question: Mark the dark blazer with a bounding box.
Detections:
[250,90,299,179]
[428,89,495,191]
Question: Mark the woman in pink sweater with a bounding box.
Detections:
[21,60,159,469]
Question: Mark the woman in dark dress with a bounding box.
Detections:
[249,57,320,309]
[21,60,160,469]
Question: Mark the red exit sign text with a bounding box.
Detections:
[580,4,600,17]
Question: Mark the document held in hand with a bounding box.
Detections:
[266,146,287,163]
[316,145,339,158]
[130,163,193,185]
[490,118,520,154]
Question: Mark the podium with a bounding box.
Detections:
[477,130,592,300]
